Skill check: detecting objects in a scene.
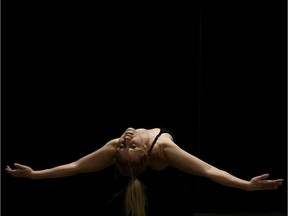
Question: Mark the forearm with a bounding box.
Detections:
[207,167,250,190]
[31,163,78,179]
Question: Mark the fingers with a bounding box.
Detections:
[5,164,17,172]
[257,173,270,180]
[13,163,25,169]
[5,166,16,176]
[275,179,284,186]
[5,165,15,173]
[265,178,284,190]
[5,163,26,176]
[5,164,24,177]
[5,165,11,171]
[273,183,283,190]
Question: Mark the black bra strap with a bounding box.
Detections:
[147,128,163,155]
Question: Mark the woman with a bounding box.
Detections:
[5,127,284,216]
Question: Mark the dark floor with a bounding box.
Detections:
[194,213,286,216]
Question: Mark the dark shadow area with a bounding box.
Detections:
[2,1,286,216]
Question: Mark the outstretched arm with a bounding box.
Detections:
[163,142,284,191]
[5,139,118,180]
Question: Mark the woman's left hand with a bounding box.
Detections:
[248,173,284,191]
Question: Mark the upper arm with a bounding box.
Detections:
[73,139,117,173]
[163,142,213,177]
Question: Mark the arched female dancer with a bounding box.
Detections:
[5,127,284,216]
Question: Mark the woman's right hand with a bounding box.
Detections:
[5,163,34,178]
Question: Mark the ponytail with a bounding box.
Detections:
[115,156,150,216]
[124,177,147,216]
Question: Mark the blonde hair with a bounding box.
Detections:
[125,177,147,216]
[115,157,150,216]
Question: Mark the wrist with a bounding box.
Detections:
[29,170,41,179]
[241,181,252,191]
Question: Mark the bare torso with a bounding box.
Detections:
[133,128,174,170]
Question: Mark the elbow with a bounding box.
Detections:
[68,162,82,175]
[71,161,97,174]
[199,164,216,178]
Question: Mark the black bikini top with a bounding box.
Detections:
[146,128,175,155]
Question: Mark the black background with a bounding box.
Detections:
[2,1,287,215]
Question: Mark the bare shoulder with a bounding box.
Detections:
[157,136,179,150]
[153,134,179,159]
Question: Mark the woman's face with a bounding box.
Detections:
[116,127,147,162]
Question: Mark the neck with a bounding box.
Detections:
[137,129,153,152]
